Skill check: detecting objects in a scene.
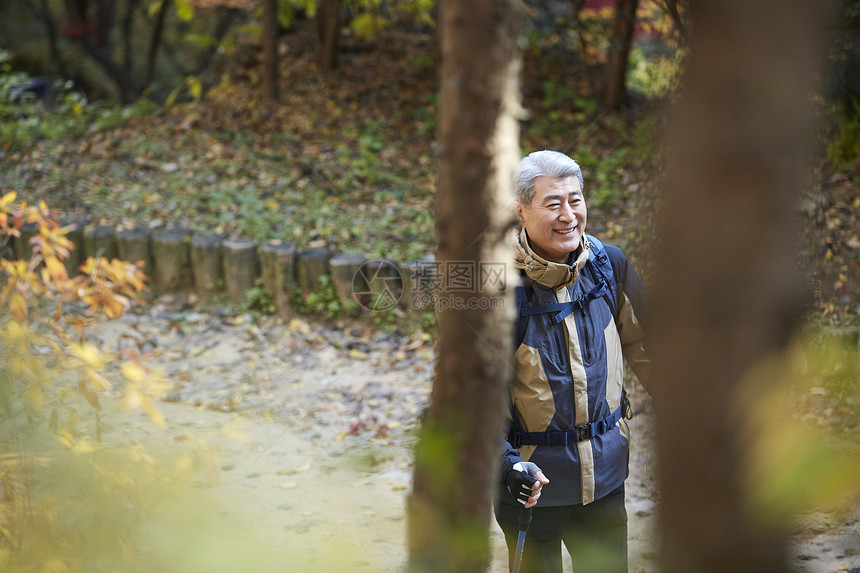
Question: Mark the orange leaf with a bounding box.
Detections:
[45,256,68,282]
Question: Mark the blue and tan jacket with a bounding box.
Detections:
[501,232,650,506]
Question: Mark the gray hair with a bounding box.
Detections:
[514,150,584,206]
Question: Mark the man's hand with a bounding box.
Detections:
[505,462,550,508]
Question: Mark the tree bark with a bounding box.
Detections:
[316,0,340,71]
[121,0,135,72]
[650,1,825,572]
[23,0,72,78]
[145,0,171,88]
[406,0,522,571]
[602,0,639,110]
[261,0,279,100]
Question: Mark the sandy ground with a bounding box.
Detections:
[90,302,859,572]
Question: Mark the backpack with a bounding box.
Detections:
[514,234,619,346]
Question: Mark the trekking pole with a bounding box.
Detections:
[512,506,532,573]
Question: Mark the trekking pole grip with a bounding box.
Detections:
[517,506,533,532]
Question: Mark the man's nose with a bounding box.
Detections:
[558,202,574,221]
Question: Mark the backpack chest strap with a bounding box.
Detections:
[519,279,609,324]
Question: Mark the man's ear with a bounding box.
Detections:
[515,203,526,227]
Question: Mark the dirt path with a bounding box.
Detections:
[91,300,859,572]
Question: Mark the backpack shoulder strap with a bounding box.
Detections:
[586,234,619,317]
[514,273,532,347]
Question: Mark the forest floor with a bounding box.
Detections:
[89,297,860,573]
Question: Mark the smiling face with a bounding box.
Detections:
[516,175,587,264]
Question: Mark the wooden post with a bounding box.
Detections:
[117,227,152,276]
[364,258,403,311]
[83,225,118,260]
[260,240,297,317]
[296,247,332,296]
[151,229,192,292]
[222,238,260,304]
[191,233,225,298]
[13,223,38,260]
[0,241,13,261]
[62,217,88,275]
[329,252,367,309]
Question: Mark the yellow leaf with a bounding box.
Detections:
[0,190,17,207]
[9,291,27,322]
[121,362,147,382]
[79,379,102,407]
[349,348,368,360]
[142,397,167,428]
[175,0,193,21]
[57,429,76,449]
[45,256,68,282]
[187,76,202,100]
[86,368,111,391]
[72,343,105,369]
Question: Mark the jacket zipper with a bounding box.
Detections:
[579,303,593,363]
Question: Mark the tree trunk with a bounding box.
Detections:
[602,0,639,110]
[145,0,171,88]
[316,0,340,71]
[650,1,825,572]
[121,0,134,72]
[261,0,279,100]
[406,0,522,571]
[24,0,71,78]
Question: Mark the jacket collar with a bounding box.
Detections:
[513,227,589,289]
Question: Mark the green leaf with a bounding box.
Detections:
[175,0,194,22]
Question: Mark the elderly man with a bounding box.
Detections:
[495,150,650,573]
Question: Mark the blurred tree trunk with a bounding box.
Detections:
[145,0,170,87]
[21,0,71,78]
[650,0,826,572]
[406,0,522,572]
[602,0,638,109]
[121,0,134,72]
[261,0,279,100]
[317,0,340,71]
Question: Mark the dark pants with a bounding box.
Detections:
[494,484,628,573]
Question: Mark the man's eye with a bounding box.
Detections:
[548,203,560,208]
